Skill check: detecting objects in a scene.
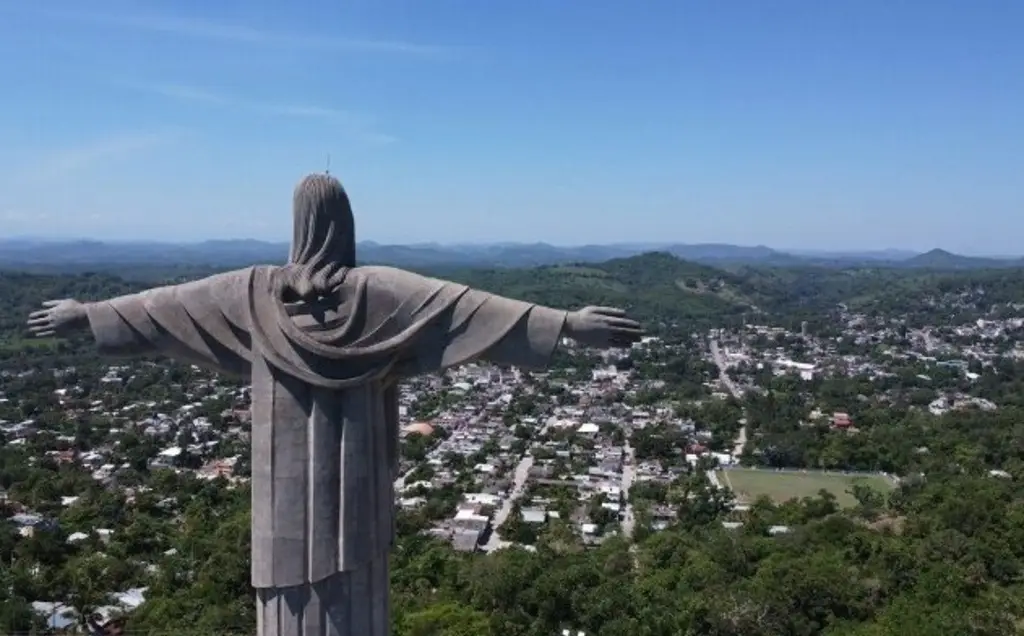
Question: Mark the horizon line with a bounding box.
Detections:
[0,237,1015,259]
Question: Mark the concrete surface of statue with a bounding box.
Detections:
[27,174,644,636]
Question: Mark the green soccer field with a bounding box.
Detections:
[717,467,895,508]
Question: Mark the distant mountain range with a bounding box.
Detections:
[0,239,1020,271]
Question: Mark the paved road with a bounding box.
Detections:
[393,466,419,493]
[710,339,746,458]
[731,423,747,458]
[620,440,637,540]
[482,454,534,552]
[710,339,742,398]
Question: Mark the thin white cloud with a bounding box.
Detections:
[5,130,182,189]
[129,82,397,145]
[0,209,49,222]
[144,84,228,106]
[34,131,182,177]
[39,8,457,58]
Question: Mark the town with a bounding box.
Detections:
[5,282,1024,629]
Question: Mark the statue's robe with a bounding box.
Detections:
[84,264,568,636]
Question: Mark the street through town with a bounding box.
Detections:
[620,440,637,539]
[482,453,534,552]
[710,339,746,458]
[393,467,418,493]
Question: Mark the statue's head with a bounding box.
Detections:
[290,173,355,268]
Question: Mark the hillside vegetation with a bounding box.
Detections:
[436,252,759,329]
[5,251,1024,345]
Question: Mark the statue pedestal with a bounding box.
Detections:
[256,553,390,636]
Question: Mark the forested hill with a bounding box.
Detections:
[433,252,758,329]
[5,251,1024,345]
[0,252,754,355]
[431,251,1024,332]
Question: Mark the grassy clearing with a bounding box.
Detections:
[718,467,895,508]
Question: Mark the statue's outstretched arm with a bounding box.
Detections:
[27,269,253,377]
[364,266,643,378]
[435,290,644,367]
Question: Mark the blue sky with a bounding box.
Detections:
[0,1,1021,253]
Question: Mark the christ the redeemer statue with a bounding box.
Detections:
[27,174,644,636]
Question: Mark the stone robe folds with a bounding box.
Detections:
[84,264,567,635]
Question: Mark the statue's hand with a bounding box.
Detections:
[27,299,88,338]
[565,306,644,349]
